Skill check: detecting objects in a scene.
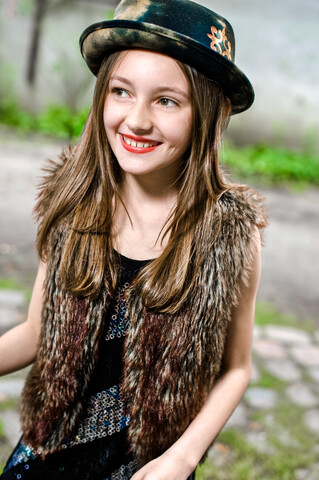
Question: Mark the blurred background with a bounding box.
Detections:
[1,0,319,149]
[0,0,319,478]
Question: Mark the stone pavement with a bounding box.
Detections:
[0,289,319,478]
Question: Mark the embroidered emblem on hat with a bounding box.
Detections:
[207,26,232,60]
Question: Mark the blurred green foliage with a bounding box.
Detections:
[0,278,24,290]
[222,143,319,186]
[0,100,89,139]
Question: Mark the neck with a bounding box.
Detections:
[112,174,178,259]
[121,172,178,209]
[124,165,180,197]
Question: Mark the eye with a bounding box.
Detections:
[158,97,178,108]
[112,87,129,98]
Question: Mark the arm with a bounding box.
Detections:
[0,262,46,376]
[132,230,262,480]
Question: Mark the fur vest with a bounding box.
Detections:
[20,186,266,465]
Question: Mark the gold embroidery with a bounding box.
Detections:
[207,26,232,60]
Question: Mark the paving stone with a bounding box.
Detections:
[225,403,248,429]
[0,410,21,447]
[314,330,319,345]
[296,468,312,480]
[253,339,287,359]
[245,431,275,454]
[207,443,231,468]
[303,408,319,433]
[263,412,276,429]
[0,290,25,308]
[244,387,278,409]
[0,378,25,398]
[307,367,319,384]
[307,466,319,480]
[290,345,319,367]
[276,429,299,448]
[263,358,302,382]
[297,466,319,480]
[264,325,311,345]
[286,383,318,407]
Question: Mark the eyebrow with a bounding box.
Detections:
[110,75,189,99]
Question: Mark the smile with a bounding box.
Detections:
[120,134,162,154]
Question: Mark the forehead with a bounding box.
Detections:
[110,49,189,88]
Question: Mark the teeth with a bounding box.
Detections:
[122,135,158,148]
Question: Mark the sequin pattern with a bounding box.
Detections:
[4,443,34,471]
[105,459,138,480]
[64,385,130,447]
[105,283,130,341]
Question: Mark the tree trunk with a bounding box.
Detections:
[26,0,47,85]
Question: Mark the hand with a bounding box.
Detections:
[130,450,194,480]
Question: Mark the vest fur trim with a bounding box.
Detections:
[20,186,266,465]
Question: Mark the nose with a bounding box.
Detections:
[125,100,152,134]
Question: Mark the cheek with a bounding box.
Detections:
[184,112,193,142]
[103,98,120,135]
[171,111,192,149]
[103,100,110,133]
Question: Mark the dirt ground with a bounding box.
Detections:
[0,128,318,324]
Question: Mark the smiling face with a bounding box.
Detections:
[103,50,192,183]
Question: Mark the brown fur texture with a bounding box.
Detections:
[20,186,266,464]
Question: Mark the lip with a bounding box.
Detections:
[119,134,162,154]
[121,133,159,142]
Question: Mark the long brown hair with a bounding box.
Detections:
[35,50,231,312]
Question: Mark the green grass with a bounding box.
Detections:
[196,417,317,480]
[0,278,24,291]
[221,143,319,187]
[0,399,19,412]
[255,301,316,333]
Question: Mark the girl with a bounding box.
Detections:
[0,0,266,479]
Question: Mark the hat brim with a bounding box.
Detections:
[80,20,254,115]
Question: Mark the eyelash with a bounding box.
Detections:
[158,97,178,108]
[112,87,129,97]
[111,88,178,107]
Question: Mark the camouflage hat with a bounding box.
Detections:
[80,0,254,114]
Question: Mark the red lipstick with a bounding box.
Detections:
[122,133,158,142]
[120,134,161,154]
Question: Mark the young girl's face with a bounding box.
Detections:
[103,50,192,181]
